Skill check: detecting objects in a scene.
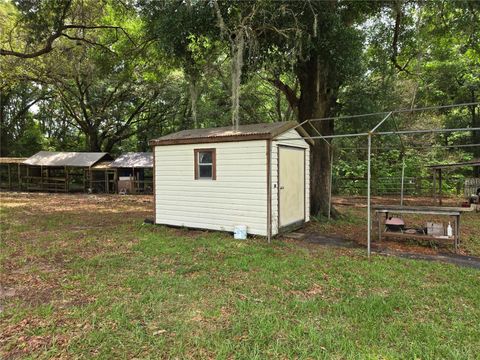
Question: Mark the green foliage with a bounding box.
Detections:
[0,82,47,156]
[0,0,478,175]
[334,145,472,196]
[12,120,44,155]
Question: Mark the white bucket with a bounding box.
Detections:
[234,225,247,240]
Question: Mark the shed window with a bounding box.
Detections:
[194,149,216,180]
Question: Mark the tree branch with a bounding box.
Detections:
[1,32,61,58]
[60,33,115,54]
[390,1,413,75]
[1,24,134,59]
[267,77,299,111]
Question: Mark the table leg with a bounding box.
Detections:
[454,215,459,252]
[457,215,460,248]
[378,212,382,242]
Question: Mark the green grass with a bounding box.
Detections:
[1,193,480,359]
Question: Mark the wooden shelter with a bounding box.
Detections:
[89,160,117,193]
[427,158,480,204]
[22,151,112,192]
[0,157,27,190]
[109,152,153,194]
[1,151,155,194]
[149,122,312,239]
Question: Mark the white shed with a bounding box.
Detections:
[149,122,312,238]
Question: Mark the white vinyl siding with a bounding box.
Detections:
[271,129,310,235]
[155,140,268,235]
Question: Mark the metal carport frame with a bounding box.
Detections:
[278,101,480,257]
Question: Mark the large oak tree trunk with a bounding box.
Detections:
[87,130,102,152]
[296,56,336,217]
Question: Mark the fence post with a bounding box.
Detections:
[400,158,405,206]
[328,147,333,220]
[367,133,372,258]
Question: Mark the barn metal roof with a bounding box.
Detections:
[0,157,27,164]
[91,161,113,170]
[109,152,153,168]
[23,151,111,167]
[149,121,312,146]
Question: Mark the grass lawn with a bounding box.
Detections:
[1,192,480,359]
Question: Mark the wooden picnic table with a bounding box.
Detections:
[372,205,475,251]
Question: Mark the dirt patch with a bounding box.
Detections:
[2,264,67,307]
[376,250,480,269]
[0,318,69,359]
[288,283,324,299]
[17,286,58,307]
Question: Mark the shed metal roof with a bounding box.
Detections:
[109,152,153,168]
[149,122,312,146]
[23,151,110,167]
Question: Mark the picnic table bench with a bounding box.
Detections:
[372,204,475,251]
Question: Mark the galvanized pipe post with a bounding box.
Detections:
[328,145,334,221]
[367,133,372,258]
[366,112,392,258]
[400,158,405,206]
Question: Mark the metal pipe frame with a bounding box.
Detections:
[279,102,480,258]
[328,146,334,221]
[305,101,479,123]
[274,127,480,142]
[366,112,395,257]
[367,134,372,257]
[371,112,393,132]
[400,158,405,206]
[376,127,480,136]
[335,143,480,150]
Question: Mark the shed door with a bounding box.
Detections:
[279,146,305,228]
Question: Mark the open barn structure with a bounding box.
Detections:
[21,151,113,192]
[0,157,27,190]
[0,151,153,194]
[110,152,153,194]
